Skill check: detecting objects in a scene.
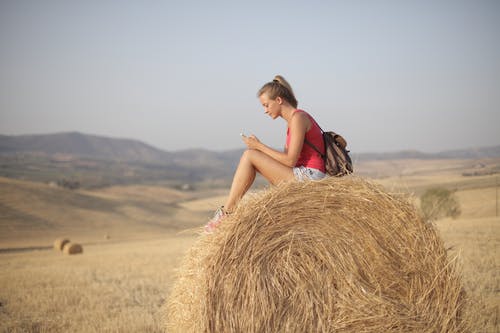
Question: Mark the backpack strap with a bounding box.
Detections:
[303,114,326,159]
[304,138,325,159]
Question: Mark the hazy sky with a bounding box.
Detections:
[1,0,499,153]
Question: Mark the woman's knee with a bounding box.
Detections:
[239,150,265,170]
[240,149,259,163]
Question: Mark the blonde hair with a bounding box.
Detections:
[257,75,298,108]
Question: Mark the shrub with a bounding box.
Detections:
[420,187,461,221]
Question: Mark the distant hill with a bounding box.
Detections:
[0,132,173,163]
[0,132,499,188]
[0,132,241,188]
[352,145,500,162]
[0,176,210,248]
[2,132,499,162]
[436,145,500,159]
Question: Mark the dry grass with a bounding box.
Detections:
[0,176,208,248]
[165,177,468,332]
[0,235,195,333]
[435,217,499,332]
[178,194,228,212]
[455,187,499,219]
[80,185,188,204]
[2,216,496,333]
[0,163,498,332]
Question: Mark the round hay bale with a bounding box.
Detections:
[62,242,83,255]
[53,238,70,251]
[164,176,469,332]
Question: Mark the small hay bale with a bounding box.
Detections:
[53,238,70,251]
[62,242,83,255]
[164,176,469,332]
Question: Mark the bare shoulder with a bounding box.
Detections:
[291,111,311,130]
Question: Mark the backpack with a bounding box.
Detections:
[304,124,353,177]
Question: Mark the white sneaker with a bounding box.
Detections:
[204,206,226,233]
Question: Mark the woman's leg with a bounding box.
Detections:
[224,149,294,211]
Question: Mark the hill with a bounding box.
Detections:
[0,176,222,248]
[351,145,500,161]
[1,132,499,188]
[0,132,173,163]
[0,132,241,188]
[2,132,499,162]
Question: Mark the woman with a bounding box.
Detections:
[205,75,326,232]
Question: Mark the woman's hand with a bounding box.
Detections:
[242,134,261,150]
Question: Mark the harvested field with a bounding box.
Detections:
[0,170,498,332]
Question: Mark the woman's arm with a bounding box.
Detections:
[243,113,309,167]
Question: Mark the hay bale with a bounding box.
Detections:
[62,242,83,255]
[164,176,469,332]
[53,238,70,251]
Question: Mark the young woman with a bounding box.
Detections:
[205,75,326,232]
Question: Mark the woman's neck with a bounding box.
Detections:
[281,104,298,123]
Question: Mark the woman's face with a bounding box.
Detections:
[259,93,281,119]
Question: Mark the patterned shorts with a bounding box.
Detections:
[292,166,326,181]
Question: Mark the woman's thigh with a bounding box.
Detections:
[244,150,294,185]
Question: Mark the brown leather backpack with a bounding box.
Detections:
[304,126,353,177]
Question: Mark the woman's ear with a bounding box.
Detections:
[276,96,283,105]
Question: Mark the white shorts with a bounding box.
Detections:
[293,166,327,181]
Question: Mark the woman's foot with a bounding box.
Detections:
[204,206,226,233]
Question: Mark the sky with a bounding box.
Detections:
[0,0,499,153]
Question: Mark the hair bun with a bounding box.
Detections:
[273,75,283,84]
[257,75,298,108]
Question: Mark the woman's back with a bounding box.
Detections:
[286,110,325,172]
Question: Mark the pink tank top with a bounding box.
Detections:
[286,110,325,172]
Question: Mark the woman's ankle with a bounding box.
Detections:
[223,205,234,214]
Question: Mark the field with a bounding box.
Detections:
[0,158,498,332]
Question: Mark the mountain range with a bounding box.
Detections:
[2,132,499,161]
[1,132,499,188]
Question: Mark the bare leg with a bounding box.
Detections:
[224,150,294,211]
